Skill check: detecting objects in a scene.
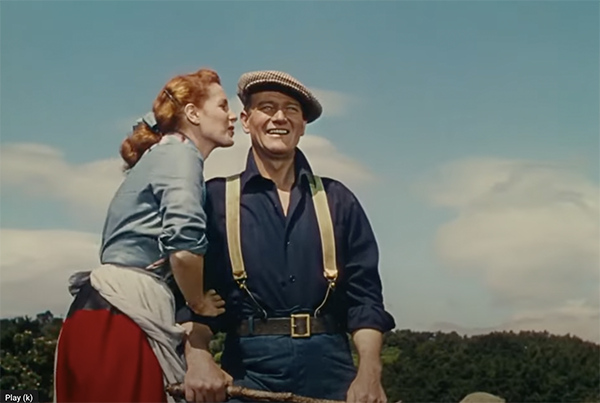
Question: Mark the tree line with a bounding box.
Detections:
[1,311,598,402]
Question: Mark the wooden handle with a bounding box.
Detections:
[166,383,344,403]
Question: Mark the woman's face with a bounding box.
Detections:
[188,83,237,149]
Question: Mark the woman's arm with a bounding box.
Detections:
[170,251,224,316]
[150,142,223,316]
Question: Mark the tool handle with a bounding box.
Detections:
[165,383,344,403]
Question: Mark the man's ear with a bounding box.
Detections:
[299,120,307,137]
[240,110,251,134]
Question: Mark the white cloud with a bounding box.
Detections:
[310,88,358,118]
[0,143,125,225]
[421,157,600,341]
[0,229,101,318]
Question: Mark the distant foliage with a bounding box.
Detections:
[1,312,62,402]
[381,330,600,403]
[1,312,598,403]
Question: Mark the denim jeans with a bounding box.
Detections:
[221,332,357,401]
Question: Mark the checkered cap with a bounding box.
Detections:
[237,70,323,123]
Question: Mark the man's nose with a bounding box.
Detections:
[271,109,287,122]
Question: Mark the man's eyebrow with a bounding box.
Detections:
[255,99,301,107]
[256,100,274,106]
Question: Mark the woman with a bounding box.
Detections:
[54,68,237,403]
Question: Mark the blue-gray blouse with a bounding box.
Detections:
[99,134,207,277]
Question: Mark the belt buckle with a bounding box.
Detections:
[290,313,311,338]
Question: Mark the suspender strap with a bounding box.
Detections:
[225,174,246,283]
[308,174,338,284]
[224,172,338,319]
[225,174,267,318]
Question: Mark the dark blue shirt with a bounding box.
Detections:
[174,148,395,334]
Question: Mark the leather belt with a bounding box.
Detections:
[237,314,339,338]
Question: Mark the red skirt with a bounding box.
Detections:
[54,283,167,402]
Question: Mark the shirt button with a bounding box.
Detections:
[289,275,296,283]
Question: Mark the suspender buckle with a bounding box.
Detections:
[290,313,311,338]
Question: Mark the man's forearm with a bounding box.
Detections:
[352,328,384,375]
[181,321,214,357]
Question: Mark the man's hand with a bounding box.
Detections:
[346,369,387,403]
[184,348,232,402]
[180,322,231,402]
[346,328,387,403]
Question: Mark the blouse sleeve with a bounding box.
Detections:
[149,142,208,257]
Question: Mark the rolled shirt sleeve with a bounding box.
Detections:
[150,142,208,257]
[342,187,396,334]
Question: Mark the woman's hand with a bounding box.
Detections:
[188,289,226,317]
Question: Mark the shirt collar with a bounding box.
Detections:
[240,147,314,190]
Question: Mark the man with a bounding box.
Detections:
[175,70,395,403]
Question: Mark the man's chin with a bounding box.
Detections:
[258,145,296,160]
[269,145,296,154]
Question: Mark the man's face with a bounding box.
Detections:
[240,91,307,159]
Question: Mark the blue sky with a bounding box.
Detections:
[1,1,598,341]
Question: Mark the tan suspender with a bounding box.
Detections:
[225,173,338,317]
[308,175,338,283]
[225,174,246,283]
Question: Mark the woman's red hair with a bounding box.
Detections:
[120,68,221,170]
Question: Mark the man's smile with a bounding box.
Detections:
[266,128,290,136]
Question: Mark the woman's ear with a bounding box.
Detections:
[183,103,201,126]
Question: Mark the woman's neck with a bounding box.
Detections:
[252,148,296,191]
[174,128,214,160]
[194,139,215,160]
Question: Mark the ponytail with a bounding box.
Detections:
[120,120,161,171]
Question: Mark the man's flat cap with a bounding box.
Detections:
[237,70,323,123]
